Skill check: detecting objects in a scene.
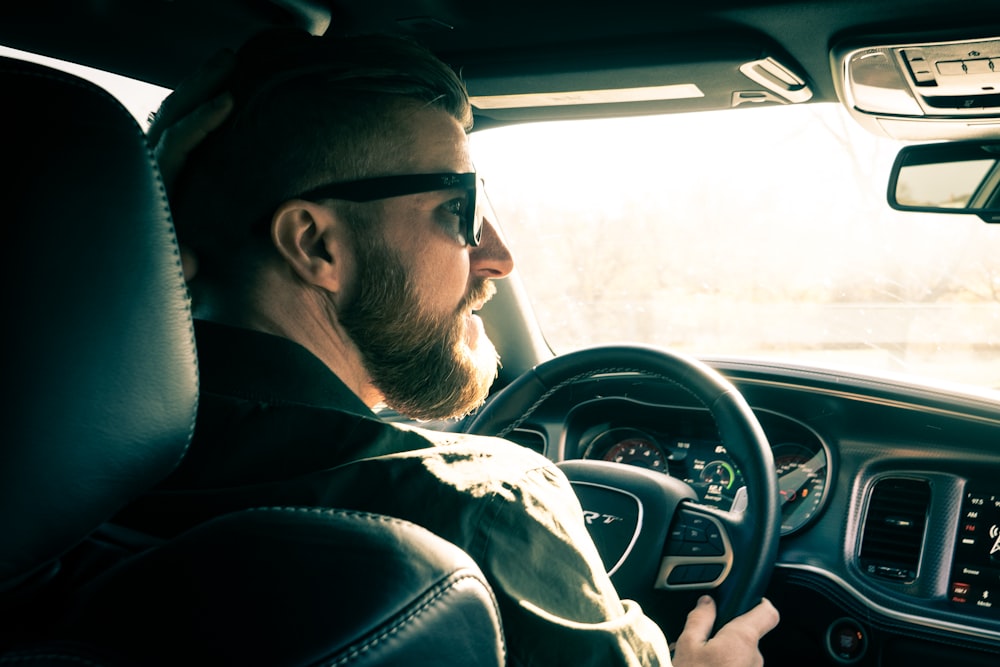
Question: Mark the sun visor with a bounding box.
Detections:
[833,33,1000,141]
[456,34,812,128]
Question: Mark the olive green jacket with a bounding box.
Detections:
[119,320,671,666]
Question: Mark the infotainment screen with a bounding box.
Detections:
[949,488,1000,618]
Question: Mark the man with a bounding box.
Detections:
[122,28,778,666]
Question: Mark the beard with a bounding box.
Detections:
[337,232,500,421]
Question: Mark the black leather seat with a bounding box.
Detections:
[0,56,505,666]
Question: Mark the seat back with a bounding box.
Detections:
[0,56,505,666]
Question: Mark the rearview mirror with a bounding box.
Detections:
[887,140,1000,223]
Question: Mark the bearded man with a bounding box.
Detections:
[119,28,778,667]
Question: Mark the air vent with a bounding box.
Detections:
[506,428,547,455]
[859,478,931,583]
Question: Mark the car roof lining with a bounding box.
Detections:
[1,1,998,133]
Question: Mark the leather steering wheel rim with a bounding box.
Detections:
[464,344,779,631]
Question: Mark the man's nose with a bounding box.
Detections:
[471,217,514,278]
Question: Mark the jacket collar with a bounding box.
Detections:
[193,319,374,418]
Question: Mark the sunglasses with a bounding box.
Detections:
[293,172,489,246]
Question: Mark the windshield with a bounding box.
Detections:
[8,42,995,393]
[470,103,1000,391]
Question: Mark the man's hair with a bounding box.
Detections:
[172,28,473,279]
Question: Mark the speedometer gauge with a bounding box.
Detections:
[772,441,829,535]
[584,428,669,474]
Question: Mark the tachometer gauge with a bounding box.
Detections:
[604,437,667,472]
[586,428,669,474]
[773,441,829,535]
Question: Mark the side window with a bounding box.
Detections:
[0,45,170,127]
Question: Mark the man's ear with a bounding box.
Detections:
[270,200,349,293]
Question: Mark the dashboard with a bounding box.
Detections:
[487,359,1000,666]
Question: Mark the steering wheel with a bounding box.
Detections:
[464,344,779,633]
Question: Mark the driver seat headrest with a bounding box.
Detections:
[0,55,506,667]
[0,55,198,594]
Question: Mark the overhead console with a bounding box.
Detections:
[833,33,1000,140]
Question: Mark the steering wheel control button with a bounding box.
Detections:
[667,564,699,584]
[658,508,733,589]
[663,561,727,586]
[666,510,727,556]
[685,526,706,541]
[706,527,724,551]
[679,542,720,556]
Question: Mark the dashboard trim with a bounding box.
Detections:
[775,563,1000,644]
[701,357,1000,427]
[726,375,1000,427]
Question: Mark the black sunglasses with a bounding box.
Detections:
[293,172,488,246]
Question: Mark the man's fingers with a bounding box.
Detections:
[678,595,717,646]
[733,597,780,637]
[713,597,780,646]
[672,597,779,667]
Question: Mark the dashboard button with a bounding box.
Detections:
[667,564,701,584]
[826,618,866,663]
[666,563,725,585]
[679,541,723,556]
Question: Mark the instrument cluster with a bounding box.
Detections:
[577,407,831,536]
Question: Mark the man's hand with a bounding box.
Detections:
[670,596,779,667]
[148,49,236,192]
